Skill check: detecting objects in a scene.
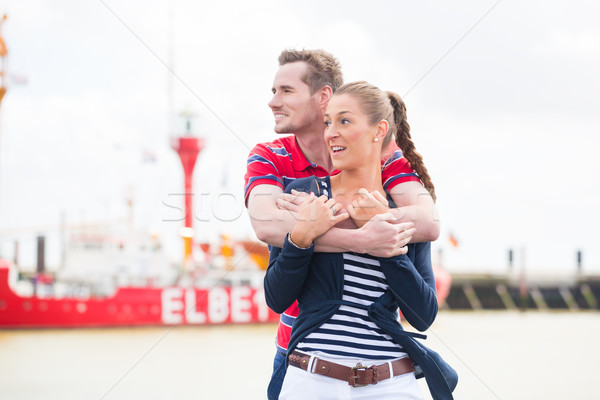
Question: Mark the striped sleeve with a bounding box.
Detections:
[381,150,421,192]
[244,143,288,204]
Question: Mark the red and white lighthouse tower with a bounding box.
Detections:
[171,113,204,264]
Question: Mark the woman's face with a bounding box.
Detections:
[324,93,377,170]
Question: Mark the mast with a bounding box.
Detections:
[0,14,6,107]
[0,14,8,225]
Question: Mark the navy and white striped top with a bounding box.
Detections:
[296,253,407,360]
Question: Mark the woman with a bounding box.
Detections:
[264,81,457,399]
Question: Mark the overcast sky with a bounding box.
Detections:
[0,0,599,274]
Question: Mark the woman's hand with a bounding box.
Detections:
[347,188,390,228]
[290,193,349,248]
[276,189,310,213]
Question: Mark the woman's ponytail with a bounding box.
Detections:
[387,92,436,202]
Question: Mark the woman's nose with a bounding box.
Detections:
[324,124,338,141]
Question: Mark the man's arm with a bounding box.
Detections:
[247,184,297,248]
[380,148,439,242]
[387,181,440,242]
[248,184,414,257]
[313,213,414,256]
[337,181,439,243]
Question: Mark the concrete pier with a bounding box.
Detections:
[444,273,600,311]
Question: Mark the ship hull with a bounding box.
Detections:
[0,262,279,328]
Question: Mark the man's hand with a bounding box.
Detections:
[290,194,349,248]
[347,189,390,228]
[354,214,415,257]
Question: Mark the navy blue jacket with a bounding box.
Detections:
[264,176,458,399]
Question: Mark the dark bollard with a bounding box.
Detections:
[35,236,46,296]
[36,236,46,274]
[13,240,19,267]
[576,250,582,273]
[519,275,528,311]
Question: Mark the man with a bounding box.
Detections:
[244,49,439,399]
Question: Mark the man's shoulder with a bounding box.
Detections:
[382,149,406,168]
[251,135,296,152]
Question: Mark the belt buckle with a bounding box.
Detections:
[349,363,370,387]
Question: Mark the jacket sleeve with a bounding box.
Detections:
[379,242,438,331]
[263,235,315,314]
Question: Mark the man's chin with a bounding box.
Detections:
[274,124,294,134]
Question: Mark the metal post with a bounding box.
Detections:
[519,247,528,310]
[60,211,66,270]
[35,235,46,297]
[13,239,18,267]
[36,235,45,274]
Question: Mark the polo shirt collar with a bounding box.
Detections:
[290,136,319,172]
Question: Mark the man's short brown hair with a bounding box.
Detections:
[278,49,343,94]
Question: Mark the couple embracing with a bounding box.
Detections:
[244,49,457,400]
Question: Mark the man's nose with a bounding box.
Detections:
[268,93,281,109]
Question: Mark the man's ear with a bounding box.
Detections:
[319,86,333,106]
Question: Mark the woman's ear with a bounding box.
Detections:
[375,119,389,142]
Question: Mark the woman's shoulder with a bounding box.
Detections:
[411,241,431,248]
[284,176,330,195]
[408,241,431,253]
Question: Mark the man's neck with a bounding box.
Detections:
[294,129,334,173]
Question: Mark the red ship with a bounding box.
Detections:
[0,256,281,328]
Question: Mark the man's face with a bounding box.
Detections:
[268,62,322,134]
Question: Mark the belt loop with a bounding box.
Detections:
[307,354,316,373]
[387,361,394,377]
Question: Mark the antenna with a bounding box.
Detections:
[167,3,175,140]
[0,14,8,224]
[0,14,6,106]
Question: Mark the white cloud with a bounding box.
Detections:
[547,29,600,57]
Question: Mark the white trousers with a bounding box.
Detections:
[279,359,423,400]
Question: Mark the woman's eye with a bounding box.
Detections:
[341,118,350,124]
[324,120,332,127]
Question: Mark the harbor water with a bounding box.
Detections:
[1,311,598,399]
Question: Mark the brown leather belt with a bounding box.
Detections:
[288,350,414,387]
